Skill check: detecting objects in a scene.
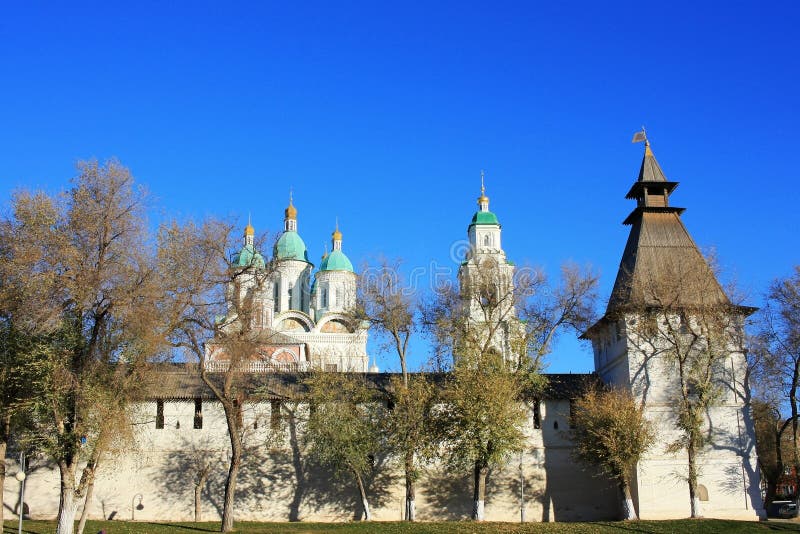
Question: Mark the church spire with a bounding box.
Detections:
[637,139,669,183]
[284,190,298,232]
[623,140,682,223]
[477,169,489,212]
[244,213,255,247]
[332,218,342,251]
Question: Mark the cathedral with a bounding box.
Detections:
[205,195,370,373]
[3,142,765,522]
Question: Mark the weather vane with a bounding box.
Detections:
[632,126,648,144]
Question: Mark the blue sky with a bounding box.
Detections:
[1,2,798,373]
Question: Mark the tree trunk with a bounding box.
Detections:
[618,477,637,520]
[687,442,701,518]
[791,361,800,502]
[195,471,209,522]
[287,410,305,522]
[472,461,488,521]
[220,438,242,532]
[765,421,786,506]
[56,463,80,534]
[0,413,8,531]
[404,451,416,521]
[76,470,97,534]
[355,471,371,521]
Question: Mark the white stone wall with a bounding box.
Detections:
[3,398,617,522]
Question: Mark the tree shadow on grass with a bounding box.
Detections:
[142,523,218,532]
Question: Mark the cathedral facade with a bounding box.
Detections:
[2,143,765,522]
[205,197,370,373]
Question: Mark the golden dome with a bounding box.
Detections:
[332,228,343,241]
[244,223,255,236]
[285,202,297,220]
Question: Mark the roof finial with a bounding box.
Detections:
[477,169,489,209]
[632,126,653,155]
[332,217,343,250]
[285,189,298,221]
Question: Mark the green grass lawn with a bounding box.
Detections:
[3,519,799,534]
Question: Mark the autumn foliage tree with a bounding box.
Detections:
[350,259,438,521]
[754,266,800,501]
[304,371,386,521]
[163,219,275,532]
[0,161,172,534]
[569,386,656,519]
[424,261,598,520]
[622,257,753,518]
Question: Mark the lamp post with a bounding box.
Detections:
[519,449,525,523]
[15,451,26,534]
[131,493,144,520]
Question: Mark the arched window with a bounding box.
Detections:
[336,287,343,308]
[287,283,293,309]
[484,234,491,247]
[273,281,280,312]
[697,484,709,501]
[321,287,328,308]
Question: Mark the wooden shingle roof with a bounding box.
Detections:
[609,145,730,314]
[141,364,595,401]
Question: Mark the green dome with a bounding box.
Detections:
[275,231,309,262]
[232,244,266,269]
[319,250,354,272]
[470,210,500,226]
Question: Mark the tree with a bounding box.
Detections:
[0,161,181,534]
[383,374,439,521]
[423,261,599,520]
[350,259,435,520]
[569,386,656,519]
[304,371,386,521]
[624,258,752,518]
[440,350,528,521]
[75,379,137,534]
[752,400,794,505]
[165,218,276,532]
[755,266,800,500]
[0,322,48,530]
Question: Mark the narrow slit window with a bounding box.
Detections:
[194,398,203,429]
[533,400,541,429]
[156,400,164,429]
